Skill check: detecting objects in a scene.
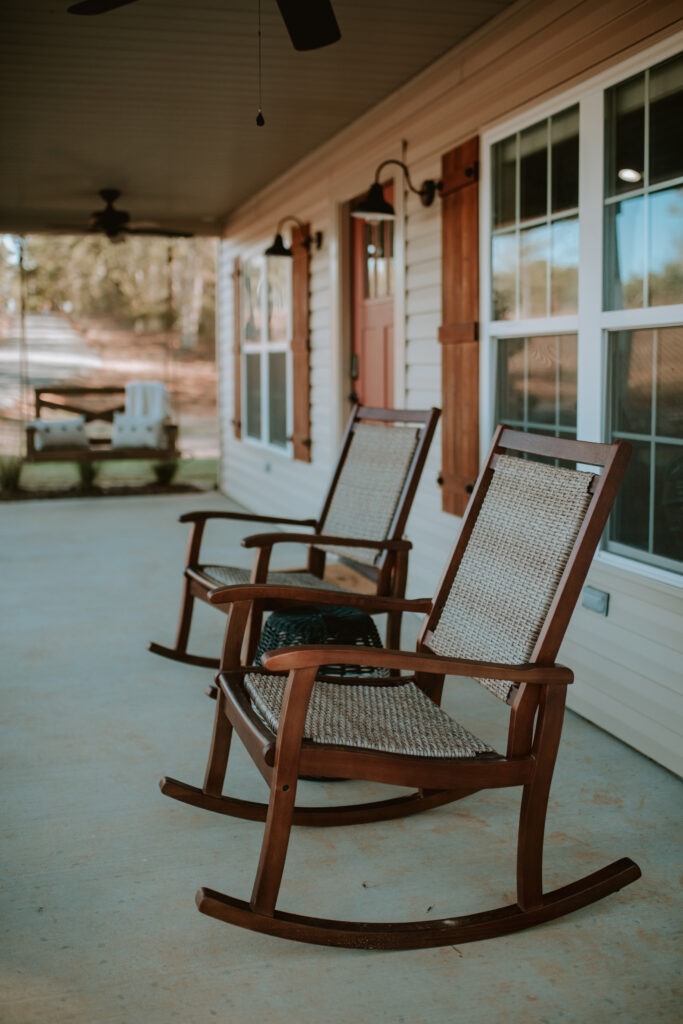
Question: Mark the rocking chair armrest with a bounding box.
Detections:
[241,532,412,551]
[207,584,432,615]
[261,645,574,685]
[179,510,317,527]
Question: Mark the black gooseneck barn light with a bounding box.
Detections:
[264,216,323,257]
[352,160,442,221]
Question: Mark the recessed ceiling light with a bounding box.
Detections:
[618,168,642,183]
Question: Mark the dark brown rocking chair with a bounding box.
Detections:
[160,427,641,949]
[149,405,439,668]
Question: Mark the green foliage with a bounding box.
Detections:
[0,456,22,491]
[152,459,180,486]
[1,234,216,342]
[77,461,100,489]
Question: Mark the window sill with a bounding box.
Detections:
[594,549,683,592]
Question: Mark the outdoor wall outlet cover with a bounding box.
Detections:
[582,586,610,616]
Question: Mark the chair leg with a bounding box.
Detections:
[203,689,233,797]
[173,577,195,655]
[516,687,566,911]
[249,769,299,916]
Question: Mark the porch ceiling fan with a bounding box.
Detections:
[67,0,342,51]
[54,189,193,242]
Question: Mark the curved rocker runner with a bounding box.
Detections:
[160,428,641,949]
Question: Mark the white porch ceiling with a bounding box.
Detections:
[0,0,515,236]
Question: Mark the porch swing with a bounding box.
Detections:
[19,241,179,464]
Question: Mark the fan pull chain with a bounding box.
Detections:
[256,0,265,126]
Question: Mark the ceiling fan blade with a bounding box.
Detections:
[67,0,139,15]
[275,0,341,51]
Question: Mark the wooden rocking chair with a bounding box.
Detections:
[149,405,439,668]
[160,427,641,949]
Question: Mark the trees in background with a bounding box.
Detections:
[0,234,216,350]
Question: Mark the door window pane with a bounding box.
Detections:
[649,53,683,186]
[648,186,683,307]
[245,353,261,439]
[604,196,645,309]
[268,352,287,447]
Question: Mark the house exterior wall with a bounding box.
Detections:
[217,0,683,776]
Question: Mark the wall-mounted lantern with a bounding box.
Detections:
[352,159,442,221]
[264,216,323,257]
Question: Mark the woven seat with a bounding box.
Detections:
[149,406,440,669]
[161,427,641,950]
[200,566,342,592]
[245,672,498,759]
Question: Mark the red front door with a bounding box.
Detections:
[351,184,394,408]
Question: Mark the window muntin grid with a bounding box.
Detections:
[603,53,683,311]
[607,326,683,572]
[491,105,579,321]
[241,253,291,449]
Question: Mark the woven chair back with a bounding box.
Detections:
[319,421,421,565]
[429,455,594,701]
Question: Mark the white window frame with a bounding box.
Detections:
[480,32,683,587]
[241,248,293,456]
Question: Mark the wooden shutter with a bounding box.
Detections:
[439,136,479,516]
[291,223,312,461]
[232,257,242,439]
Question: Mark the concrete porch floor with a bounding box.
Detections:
[1,492,680,1024]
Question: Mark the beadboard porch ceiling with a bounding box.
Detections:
[0,0,515,237]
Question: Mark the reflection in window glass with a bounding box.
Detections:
[492,232,516,320]
[610,439,651,552]
[491,104,579,320]
[656,326,683,439]
[495,335,577,437]
[245,353,261,439]
[550,217,579,315]
[649,52,683,186]
[604,73,644,198]
[268,352,288,447]
[242,258,263,342]
[551,106,579,213]
[519,224,549,319]
[267,258,291,342]
[493,135,516,228]
[655,444,683,562]
[604,55,683,311]
[607,327,683,571]
[648,187,683,306]
[610,329,653,435]
[520,121,547,222]
[604,196,645,309]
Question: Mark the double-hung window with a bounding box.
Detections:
[241,253,291,450]
[484,43,683,576]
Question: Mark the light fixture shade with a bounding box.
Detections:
[351,182,396,221]
[264,232,293,257]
